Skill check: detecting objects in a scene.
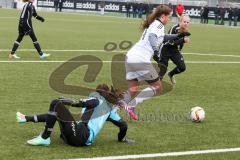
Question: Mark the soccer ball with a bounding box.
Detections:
[190,106,205,122]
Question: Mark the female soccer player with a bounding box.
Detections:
[122,5,189,120]
[158,15,191,85]
[9,0,50,59]
[16,84,133,146]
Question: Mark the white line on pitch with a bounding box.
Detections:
[67,147,240,160]
[0,49,125,53]
[184,52,240,58]
[0,49,240,58]
[0,61,240,64]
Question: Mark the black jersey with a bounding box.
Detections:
[164,24,185,51]
[19,2,38,29]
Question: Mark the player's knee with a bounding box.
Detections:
[156,85,163,94]
[178,64,186,72]
[129,84,139,96]
[151,82,162,94]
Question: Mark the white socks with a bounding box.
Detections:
[129,86,156,108]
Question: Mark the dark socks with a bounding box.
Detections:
[158,63,168,80]
[25,114,47,122]
[41,111,57,139]
[11,41,20,54]
[169,67,181,77]
[33,41,43,55]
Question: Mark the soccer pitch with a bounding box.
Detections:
[0,8,240,160]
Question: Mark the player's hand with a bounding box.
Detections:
[36,16,45,22]
[184,37,190,43]
[153,50,160,63]
[177,32,191,38]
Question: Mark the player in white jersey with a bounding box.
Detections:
[122,5,190,120]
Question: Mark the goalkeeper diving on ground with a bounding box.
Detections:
[16,84,134,146]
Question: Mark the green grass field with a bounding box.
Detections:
[1,8,240,160]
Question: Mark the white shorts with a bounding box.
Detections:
[125,47,159,82]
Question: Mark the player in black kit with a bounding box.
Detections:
[158,15,191,85]
[9,0,50,59]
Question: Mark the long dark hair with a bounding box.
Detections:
[96,84,123,105]
[141,4,172,30]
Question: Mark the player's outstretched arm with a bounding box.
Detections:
[107,118,128,141]
[164,34,179,41]
[164,32,191,42]
[71,98,99,109]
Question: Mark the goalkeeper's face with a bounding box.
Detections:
[180,15,190,31]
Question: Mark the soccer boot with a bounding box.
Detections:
[40,53,50,59]
[27,135,51,146]
[127,106,138,121]
[16,112,26,124]
[9,54,20,59]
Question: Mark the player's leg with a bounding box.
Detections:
[58,121,89,147]
[128,79,139,98]
[127,64,162,112]
[234,16,237,26]
[119,80,139,120]
[124,54,161,120]
[55,101,89,146]
[9,33,24,59]
[168,52,186,84]
[124,57,141,103]
[26,99,67,146]
[125,79,161,121]
[158,48,170,80]
[29,30,50,59]
[16,112,47,124]
[129,78,161,108]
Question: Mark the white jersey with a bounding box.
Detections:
[127,20,165,62]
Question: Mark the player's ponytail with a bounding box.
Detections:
[141,4,172,30]
[22,0,28,2]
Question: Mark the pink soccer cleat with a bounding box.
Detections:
[127,106,138,121]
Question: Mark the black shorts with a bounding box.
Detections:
[159,47,184,67]
[56,104,90,147]
[59,121,90,147]
[18,21,32,35]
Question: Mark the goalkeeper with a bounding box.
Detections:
[16,84,133,146]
